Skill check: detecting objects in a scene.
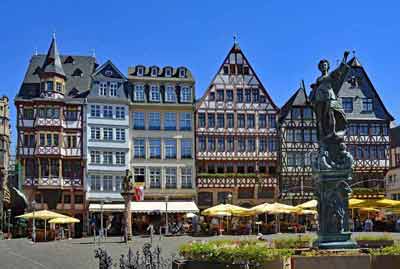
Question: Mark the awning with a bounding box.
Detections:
[89,201,199,214]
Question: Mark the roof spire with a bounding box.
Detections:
[41,34,65,77]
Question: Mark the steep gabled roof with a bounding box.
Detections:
[279,82,309,123]
[41,35,66,77]
[196,42,278,111]
[92,60,127,80]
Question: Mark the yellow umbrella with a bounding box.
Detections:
[297,209,318,215]
[202,204,252,216]
[375,199,400,208]
[349,198,366,208]
[296,200,317,209]
[48,217,80,224]
[359,207,380,213]
[16,210,69,241]
[251,202,301,215]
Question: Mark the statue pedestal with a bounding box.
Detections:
[121,192,133,242]
[313,169,357,250]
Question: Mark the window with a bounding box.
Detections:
[258,114,266,128]
[207,113,215,128]
[181,139,192,158]
[103,176,113,191]
[103,128,113,141]
[181,168,192,188]
[150,85,160,102]
[252,89,259,103]
[217,137,225,152]
[179,68,186,78]
[90,105,100,117]
[238,137,246,152]
[209,92,215,101]
[149,139,161,159]
[238,114,245,128]
[238,187,254,199]
[151,67,158,77]
[23,134,35,147]
[103,105,113,118]
[227,136,234,152]
[165,168,177,188]
[116,152,125,165]
[198,192,213,207]
[216,89,224,101]
[75,195,83,204]
[40,133,45,146]
[134,167,145,183]
[267,114,277,128]
[198,136,206,151]
[223,66,229,75]
[164,112,176,130]
[165,68,172,77]
[133,112,145,130]
[342,97,353,113]
[247,137,256,152]
[359,124,369,135]
[46,81,54,92]
[217,114,225,128]
[65,135,77,148]
[207,136,215,151]
[137,67,144,76]
[198,113,206,128]
[90,151,101,164]
[23,108,34,120]
[149,168,161,188]
[243,66,250,75]
[149,112,161,130]
[40,159,49,177]
[115,107,125,119]
[180,112,192,131]
[56,82,62,92]
[304,129,311,142]
[50,159,59,177]
[103,152,113,165]
[268,138,278,152]
[259,137,267,152]
[134,138,145,158]
[362,98,373,112]
[291,108,301,119]
[109,82,117,96]
[287,152,295,166]
[181,87,191,103]
[99,82,107,96]
[371,124,381,135]
[165,139,177,159]
[115,176,122,191]
[90,175,101,191]
[295,129,303,142]
[91,127,100,140]
[247,114,255,128]
[303,107,313,119]
[165,85,176,102]
[311,129,318,142]
[65,109,78,121]
[227,113,234,128]
[134,85,145,101]
[226,90,233,101]
[237,88,243,102]
[245,89,251,103]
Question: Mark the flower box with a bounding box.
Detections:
[172,259,284,269]
[291,255,370,269]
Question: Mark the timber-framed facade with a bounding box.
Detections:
[195,42,279,208]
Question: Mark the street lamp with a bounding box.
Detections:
[31,200,36,243]
[7,209,11,240]
[165,195,169,236]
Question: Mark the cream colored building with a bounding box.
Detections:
[128,65,196,201]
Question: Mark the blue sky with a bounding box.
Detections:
[1,1,399,151]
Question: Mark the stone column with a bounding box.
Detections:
[122,192,133,241]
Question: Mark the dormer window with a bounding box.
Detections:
[72,68,83,77]
[109,82,117,96]
[134,84,145,101]
[179,68,186,78]
[180,86,191,103]
[165,68,172,77]
[105,70,113,77]
[151,67,158,77]
[165,85,176,102]
[150,85,160,102]
[137,67,144,76]
[64,56,75,64]
[99,82,107,96]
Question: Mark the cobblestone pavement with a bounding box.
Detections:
[0,232,399,269]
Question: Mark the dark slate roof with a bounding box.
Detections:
[390,126,400,148]
[41,36,66,77]
[17,54,97,99]
[128,65,194,81]
[279,83,309,123]
[348,57,362,68]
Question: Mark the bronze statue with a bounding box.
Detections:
[122,169,133,192]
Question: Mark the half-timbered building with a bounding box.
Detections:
[15,36,96,236]
[195,42,279,208]
[278,83,318,204]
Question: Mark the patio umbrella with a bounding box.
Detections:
[349,198,366,208]
[296,200,317,209]
[49,217,80,240]
[185,213,196,218]
[16,210,69,241]
[297,209,318,215]
[202,204,252,217]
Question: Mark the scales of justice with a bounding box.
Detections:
[310,51,357,249]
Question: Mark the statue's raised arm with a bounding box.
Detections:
[330,51,351,94]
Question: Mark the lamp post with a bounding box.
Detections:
[31,200,36,243]
[7,209,11,240]
[100,200,104,241]
[165,195,169,236]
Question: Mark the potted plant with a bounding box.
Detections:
[355,234,394,248]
